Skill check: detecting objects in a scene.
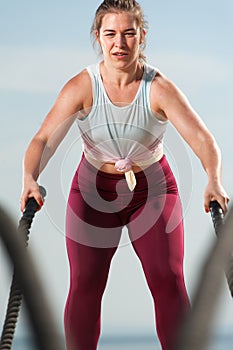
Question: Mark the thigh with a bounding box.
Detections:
[66,184,123,248]
[66,236,118,292]
[128,193,185,279]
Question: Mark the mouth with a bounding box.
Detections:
[112,52,128,57]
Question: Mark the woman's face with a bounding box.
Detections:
[96,11,144,68]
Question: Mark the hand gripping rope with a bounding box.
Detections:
[0,187,64,350]
[210,200,233,296]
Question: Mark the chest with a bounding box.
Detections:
[78,102,164,150]
[103,80,142,106]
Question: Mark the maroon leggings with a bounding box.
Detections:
[64,155,190,350]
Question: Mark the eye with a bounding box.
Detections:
[104,32,115,37]
[125,32,137,38]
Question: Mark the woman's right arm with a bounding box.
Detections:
[20,70,91,211]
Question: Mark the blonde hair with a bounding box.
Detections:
[90,0,148,62]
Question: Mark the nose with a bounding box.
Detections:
[114,34,125,48]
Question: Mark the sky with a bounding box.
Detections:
[0,0,233,344]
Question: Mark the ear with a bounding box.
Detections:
[140,29,146,45]
[95,30,101,45]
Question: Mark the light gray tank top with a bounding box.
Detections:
[76,62,168,190]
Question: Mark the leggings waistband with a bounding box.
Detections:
[73,154,178,195]
[83,153,166,179]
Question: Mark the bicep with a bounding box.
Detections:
[158,78,213,150]
[36,74,88,145]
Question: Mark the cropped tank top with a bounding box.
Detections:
[76,62,168,190]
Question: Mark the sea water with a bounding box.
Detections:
[11,333,233,350]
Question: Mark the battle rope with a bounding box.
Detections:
[0,186,46,349]
[0,187,64,350]
[210,200,233,296]
[176,201,233,350]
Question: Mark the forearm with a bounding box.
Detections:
[195,134,230,212]
[197,134,222,183]
[23,136,52,183]
[24,110,77,182]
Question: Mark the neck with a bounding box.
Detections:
[100,60,144,87]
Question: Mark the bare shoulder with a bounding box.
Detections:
[150,69,190,116]
[151,70,184,100]
[67,69,91,90]
[60,69,92,105]
[48,68,92,119]
[39,68,93,128]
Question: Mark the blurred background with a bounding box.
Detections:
[0,0,233,348]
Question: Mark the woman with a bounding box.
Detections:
[20,0,229,349]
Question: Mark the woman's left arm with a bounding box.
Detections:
[152,74,230,213]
